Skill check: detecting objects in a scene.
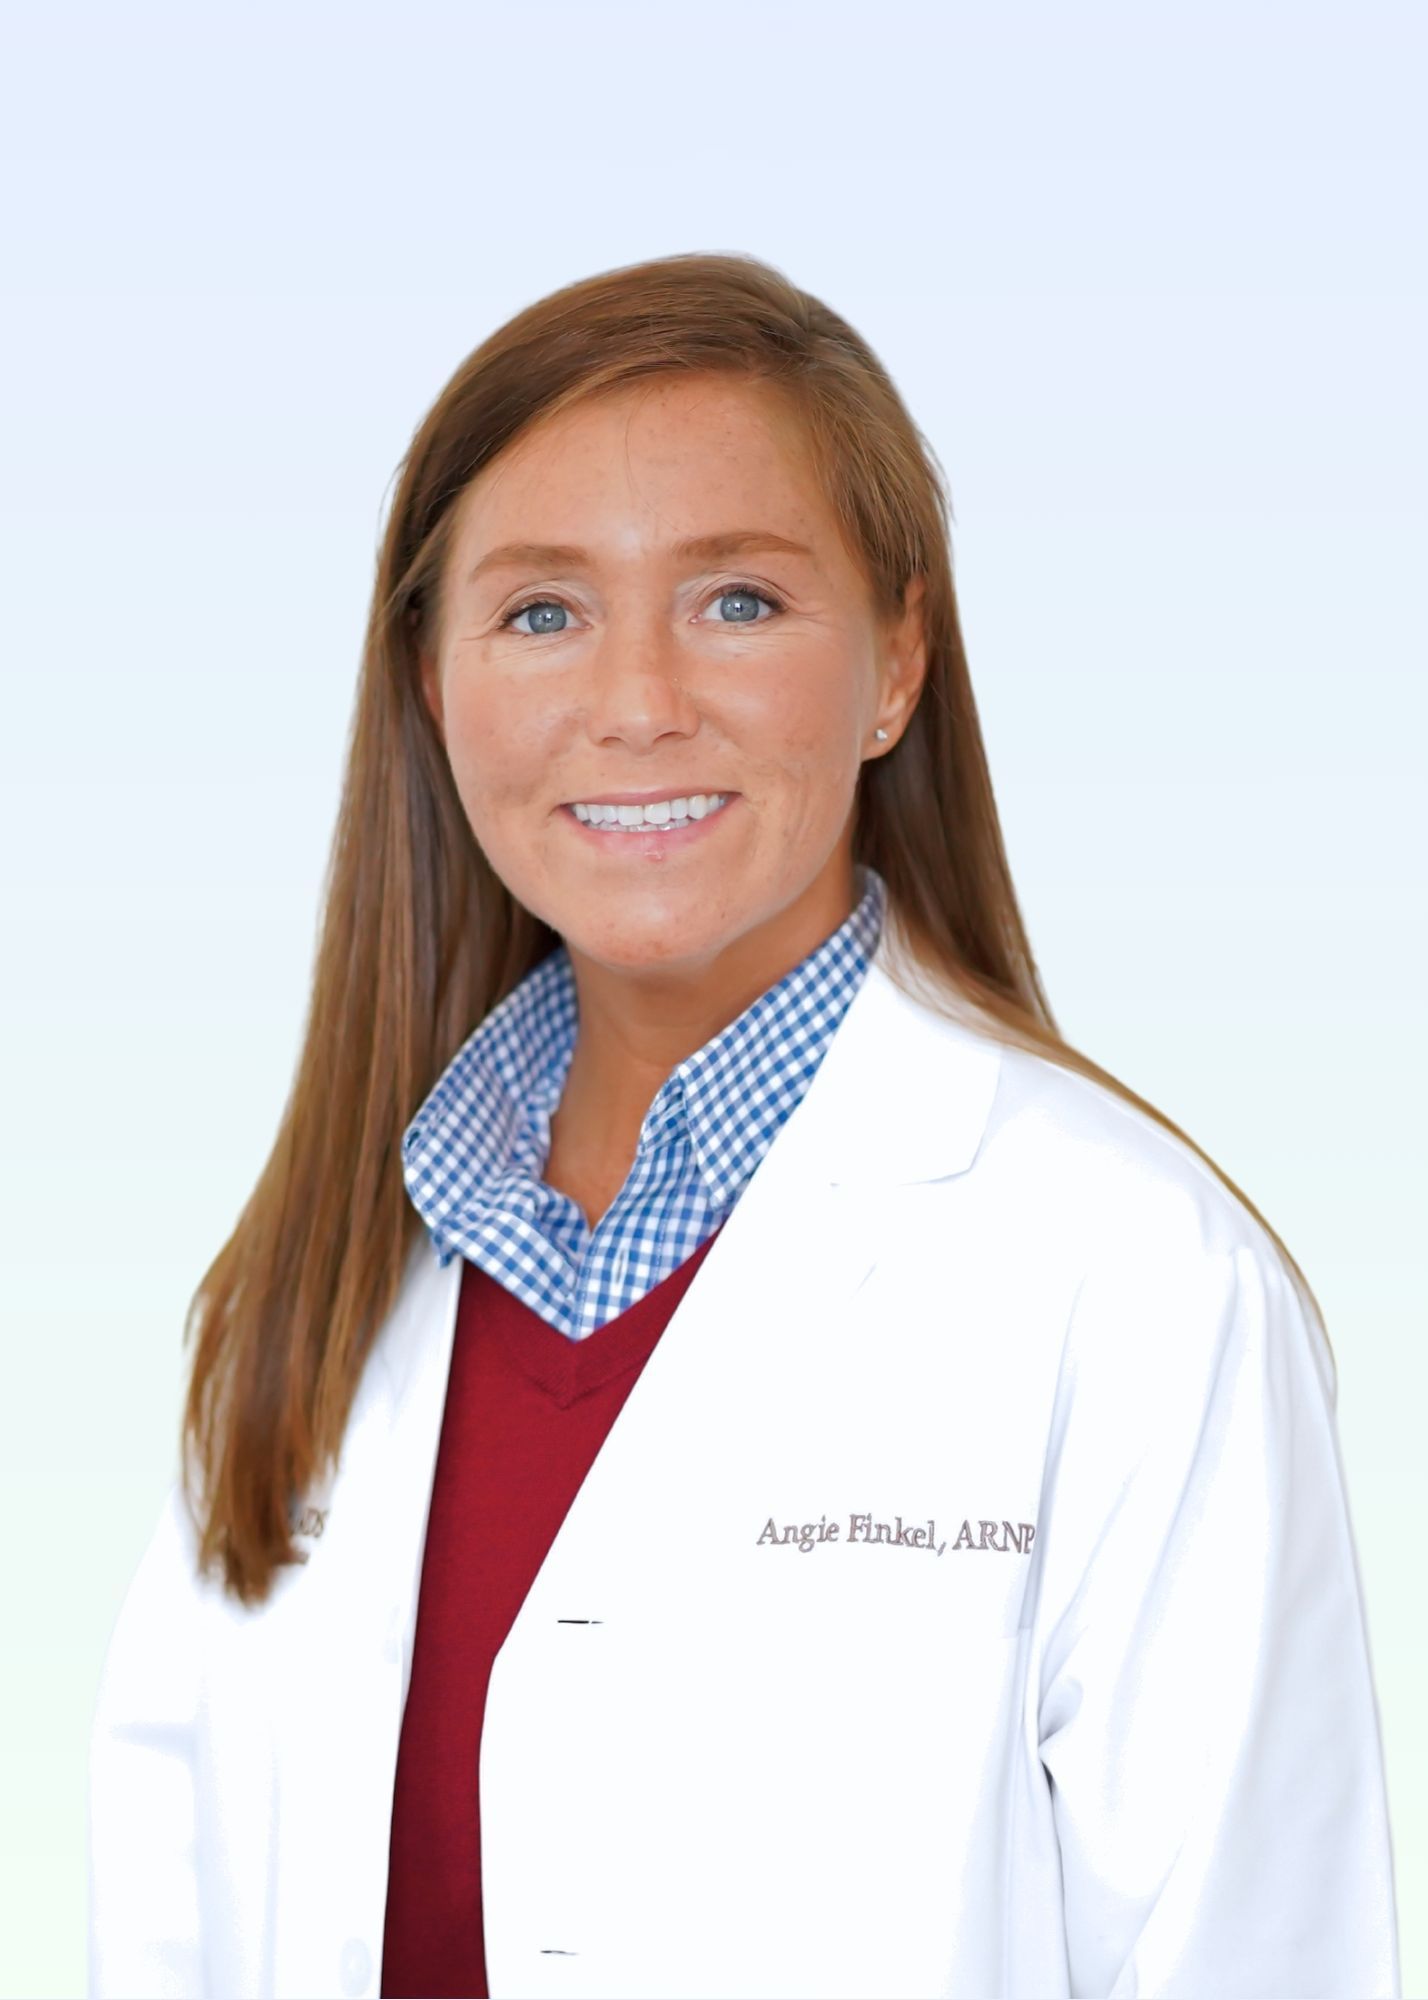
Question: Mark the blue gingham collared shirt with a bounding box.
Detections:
[401,863,887,1341]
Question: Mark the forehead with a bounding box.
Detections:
[448,375,829,558]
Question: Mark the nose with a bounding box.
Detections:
[580,607,701,753]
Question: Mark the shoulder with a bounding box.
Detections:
[865,945,1270,1272]
[862,945,1296,1297]
[970,1034,1330,1398]
[977,1033,1269,1261]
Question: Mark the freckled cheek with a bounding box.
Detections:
[444,684,561,814]
[761,708,863,786]
[735,654,862,764]
[745,678,865,847]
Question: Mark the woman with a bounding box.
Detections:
[87,252,1400,2000]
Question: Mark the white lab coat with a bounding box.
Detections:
[86,932,1401,1999]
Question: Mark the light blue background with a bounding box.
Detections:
[1,2,1423,1993]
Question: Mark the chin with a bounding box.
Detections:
[560,909,742,974]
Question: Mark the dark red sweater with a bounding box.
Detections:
[380,1226,724,1999]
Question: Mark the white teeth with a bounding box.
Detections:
[571,793,729,831]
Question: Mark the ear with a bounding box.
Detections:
[876,573,929,734]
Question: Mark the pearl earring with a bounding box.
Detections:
[874,727,889,742]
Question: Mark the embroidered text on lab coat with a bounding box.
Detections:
[756,1513,1036,1556]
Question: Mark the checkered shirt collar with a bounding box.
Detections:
[402,864,887,1220]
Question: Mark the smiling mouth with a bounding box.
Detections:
[564,792,736,829]
[562,793,739,839]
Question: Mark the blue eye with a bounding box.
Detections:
[702,581,785,625]
[502,597,570,636]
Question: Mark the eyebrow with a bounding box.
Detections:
[464,529,817,588]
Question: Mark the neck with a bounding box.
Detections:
[555,861,859,1151]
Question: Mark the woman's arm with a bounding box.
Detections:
[1033,1200,1400,1998]
[87,1477,205,2000]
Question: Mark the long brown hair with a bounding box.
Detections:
[181,249,1329,1606]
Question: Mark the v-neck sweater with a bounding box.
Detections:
[380,1223,724,1999]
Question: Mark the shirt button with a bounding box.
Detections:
[339,1936,372,1995]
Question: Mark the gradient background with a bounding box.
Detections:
[2,2,1423,1994]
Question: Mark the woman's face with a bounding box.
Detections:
[420,373,925,979]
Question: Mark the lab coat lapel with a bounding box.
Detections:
[491,925,1004,1610]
